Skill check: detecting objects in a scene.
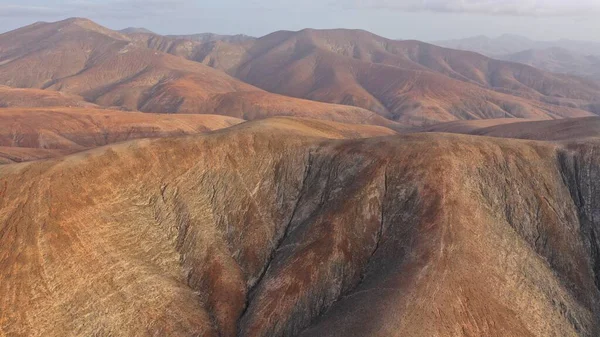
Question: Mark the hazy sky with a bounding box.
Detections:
[0,0,599,41]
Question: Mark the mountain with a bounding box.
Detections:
[1,117,599,336]
[106,26,600,125]
[0,18,393,127]
[149,28,600,125]
[497,48,600,82]
[434,34,600,57]
[0,107,244,163]
[433,34,541,57]
[119,27,155,35]
[2,19,598,126]
[434,35,600,82]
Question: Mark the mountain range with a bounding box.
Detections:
[126,27,600,124]
[1,17,600,337]
[1,18,598,127]
[434,35,600,82]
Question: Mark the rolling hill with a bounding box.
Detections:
[421,116,600,141]
[0,107,244,163]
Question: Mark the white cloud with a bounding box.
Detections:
[340,0,600,16]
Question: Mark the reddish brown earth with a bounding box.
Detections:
[421,116,600,141]
[0,19,392,127]
[152,28,599,125]
[0,107,245,163]
[2,19,598,127]
[1,17,600,337]
[0,86,96,108]
[0,118,599,336]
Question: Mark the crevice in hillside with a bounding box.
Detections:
[557,147,600,293]
[362,166,388,282]
[236,148,315,334]
[291,165,391,337]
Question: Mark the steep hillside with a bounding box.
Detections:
[0,118,599,336]
[0,19,391,127]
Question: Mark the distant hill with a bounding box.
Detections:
[434,34,600,57]
[497,47,600,82]
[119,27,155,34]
[166,33,255,43]
[0,107,244,163]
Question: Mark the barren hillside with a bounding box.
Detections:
[173,29,600,124]
[0,19,391,127]
[422,116,600,141]
[0,107,244,163]
[0,118,598,336]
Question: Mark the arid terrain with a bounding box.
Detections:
[420,116,600,141]
[0,117,599,336]
[2,19,599,126]
[0,19,392,127]
[0,107,245,163]
[0,16,599,337]
[130,28,600,124]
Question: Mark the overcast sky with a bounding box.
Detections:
[0,0,598,41]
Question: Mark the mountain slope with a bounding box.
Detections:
[0,118,599,336]
[0,19,393,127]
[164,29,599,125]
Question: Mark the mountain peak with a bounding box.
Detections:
[119,27,155,35]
